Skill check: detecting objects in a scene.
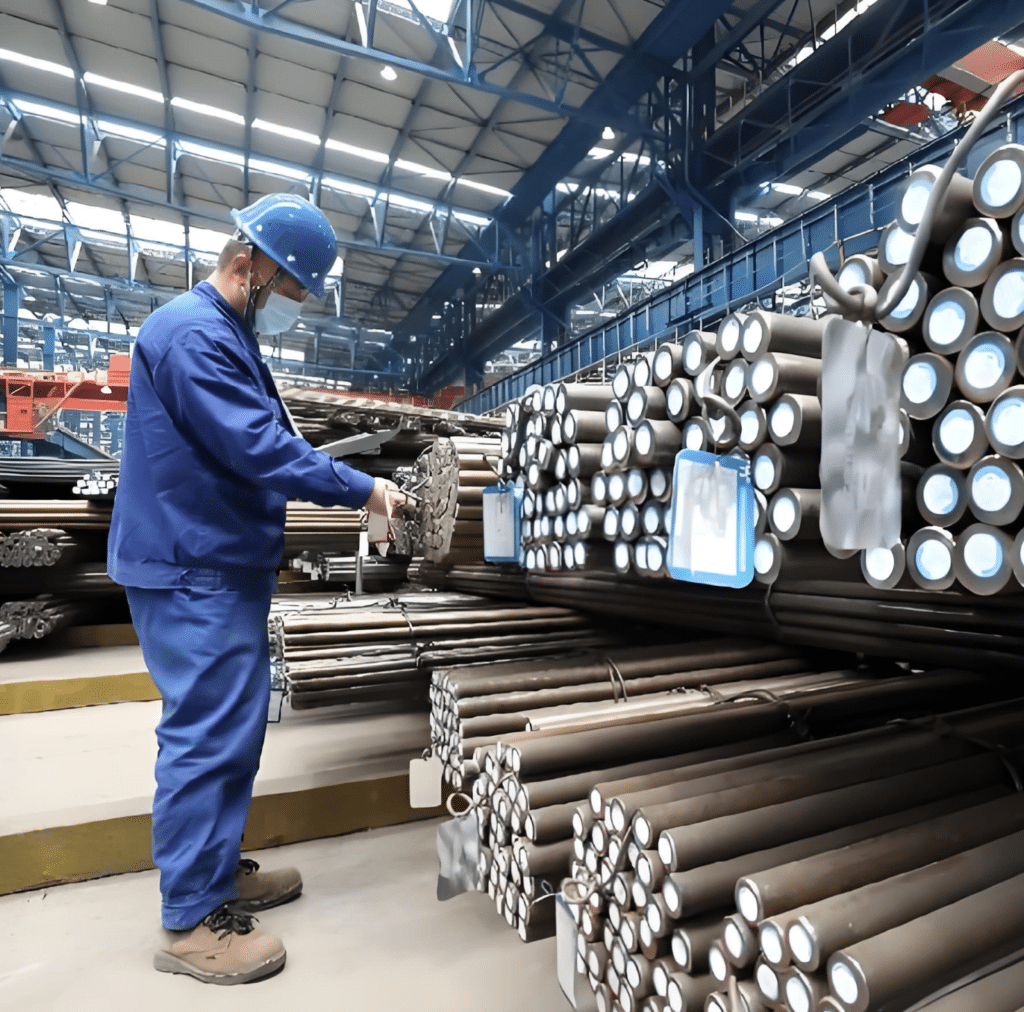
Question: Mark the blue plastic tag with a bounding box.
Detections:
[483,481,524,564]
[666,449,755,587]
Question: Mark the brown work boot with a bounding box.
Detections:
[234,858,303,911]
[154,902,285,984]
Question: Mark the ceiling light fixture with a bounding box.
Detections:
[381,65,398,81]
[602,126,615,140]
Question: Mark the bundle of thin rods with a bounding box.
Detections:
[405,435,502,566]
[0,528,77,567]
[269,590,615,710]
[0,595,86,653]
[71,468,119,500]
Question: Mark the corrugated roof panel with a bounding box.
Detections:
[158,0,254,49]
[0,11,67,63]
[256,51,335,109]
[64,3,155,57]
[254,89,329,139]
[168,64,247,117]
[335,79,412,130]
[160,22,250,83]
[0,67,78,107]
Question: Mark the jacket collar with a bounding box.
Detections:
[194,280,259,351]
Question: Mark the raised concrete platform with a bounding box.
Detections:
[0,696,441,895]
[0,642,155,715]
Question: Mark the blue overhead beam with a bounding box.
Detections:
[0,88,512,272]
[175,0,636,129]
[392,0,736,350]
[414,168,696,391]
[458,91,1024,415]
[701,0,1024,205]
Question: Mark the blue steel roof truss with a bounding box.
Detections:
[459,93,1024,414]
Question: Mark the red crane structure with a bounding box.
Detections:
[0,354,130,441]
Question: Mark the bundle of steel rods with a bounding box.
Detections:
[0,595,87,653]
[430,639,833,788]
[559,693,1024,1012]
[453,666,1018,962]
[71,468,119,500]
[0,528,77,567]
[413,565,1024,672]
[0,457,119,497]
[404,435,501,566]
[820,145,1024,596]
[269,591,615,710]
[287,551,409,589]
[0,500,113,531]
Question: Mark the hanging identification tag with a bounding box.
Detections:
[409,753,443,808]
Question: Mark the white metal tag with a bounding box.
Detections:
[409,754,443,808]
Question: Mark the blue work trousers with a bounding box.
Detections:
[126,573,276,930]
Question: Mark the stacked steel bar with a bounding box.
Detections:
[451,666,1017,960]
[559,691,1024,1012]
[406,435,501,567]
[287,551,409,589]
[0,457,119,498]
[0,528,77,567]
[414,564,1024,672]
[844,146,1024,595]
[0,596,87,654]
[282,389,502,481]
[269,591,611,710]
[71,469,119,500]
[430,639,826,787]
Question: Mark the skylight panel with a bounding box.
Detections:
[84,72,162,104]
[252,119,320,146]
[171,97,244,125]
[12,98,80,126]
[0,48,73,78]
[96,119,164,145]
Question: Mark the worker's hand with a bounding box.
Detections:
[365,477,407,516]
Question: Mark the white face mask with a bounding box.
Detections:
[254,290,302,335]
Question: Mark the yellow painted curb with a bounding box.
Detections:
[0,671,160,716]
[0,774,444,896]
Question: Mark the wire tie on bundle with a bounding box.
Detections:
[604,656,629,703]
[728,688,813,740]
[889,715,1024,792]
[762,582,783,634]
[531,880,558,907]
[700,683,727,703]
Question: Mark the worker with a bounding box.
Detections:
[107,193,404,985]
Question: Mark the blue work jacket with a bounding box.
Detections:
[107,281,375,588]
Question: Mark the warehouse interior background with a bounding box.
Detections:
[4,0,1024,1009]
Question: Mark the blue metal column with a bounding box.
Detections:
[42,323,55,371]
[2,278,20,366]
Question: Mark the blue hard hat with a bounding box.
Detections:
[231,193,337,299]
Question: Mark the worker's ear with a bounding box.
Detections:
[232,246,255,285]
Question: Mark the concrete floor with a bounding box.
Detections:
[0,819,568,1012]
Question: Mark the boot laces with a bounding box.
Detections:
[238,858,260,876]
[203,902,258,939]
